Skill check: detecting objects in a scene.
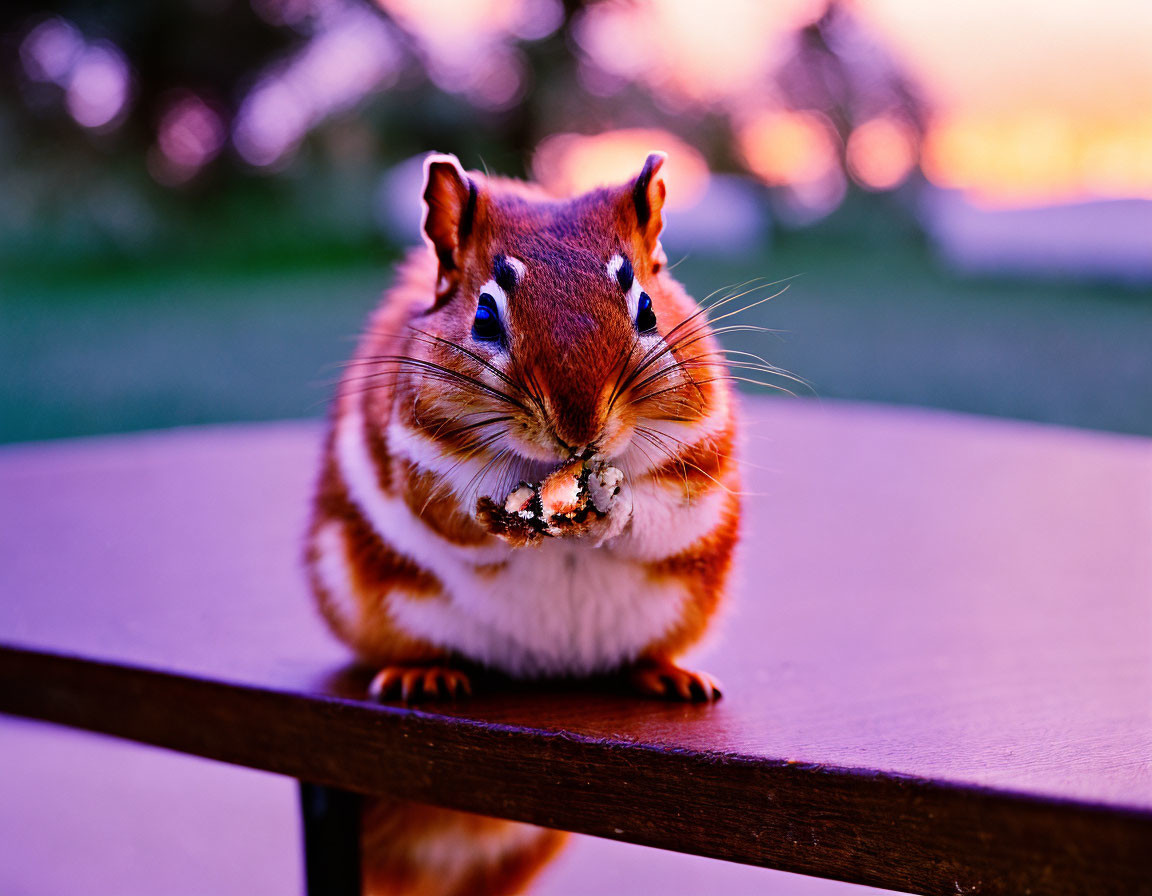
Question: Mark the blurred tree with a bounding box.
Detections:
[775,0,928,179]
[0,0,932,267]
[3,1,293,161]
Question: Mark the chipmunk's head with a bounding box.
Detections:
[409,151,723,467]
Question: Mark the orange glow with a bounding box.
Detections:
[532,129,709,208]
[575,0,822,106]
[383,0,1151,206]
[377,0,559,107]
[847,117,917,191]
[379,0,544,50]
[923,114,1152,206]
[856,0,1152,124]
[856,0,1152,204]
[737,111,838,187]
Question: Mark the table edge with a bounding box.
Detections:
[3,643,1150,896]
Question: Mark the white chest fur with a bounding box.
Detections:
[333,405,722,677]
[388,541,688,676]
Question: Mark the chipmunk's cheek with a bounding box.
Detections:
[594,416,632,463]
[504,424,569,464]
[613,438,663,477]
[508,437,559,463]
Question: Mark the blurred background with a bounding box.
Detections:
[1,0,1150,444]
[2,5,1150,895]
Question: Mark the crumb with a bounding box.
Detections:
[587,464,623,514]
[504,483,535,515]
[539,459,586,518]
[477,458,625,543]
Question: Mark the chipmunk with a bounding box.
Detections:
[305,151,739,896]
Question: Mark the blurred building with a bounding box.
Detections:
[922,189,1152,284]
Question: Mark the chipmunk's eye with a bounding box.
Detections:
[473,293,503,342]
[636,291,657,334]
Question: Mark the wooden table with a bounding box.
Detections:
[1,400,1150,895]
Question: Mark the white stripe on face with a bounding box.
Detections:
[606,254,648,325]
[483,256,526,324]
[477,279,508,326]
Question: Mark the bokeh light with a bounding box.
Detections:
[19,18,83,83]
[532,129,709,208]
[149,93,226,185]
[847,116,917,191]
[736,109,847,222]
[737,110,839,188]
[574,0,821,106]
[233,2,401,167]
[20,18,132,132]
[65,43,130,130]
[377,0,560,109]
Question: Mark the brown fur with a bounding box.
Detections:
[640,489,741,660]
[362,799,568,896]
[400,462,492,547]
[643,425,736,501]
[307,455,446,664]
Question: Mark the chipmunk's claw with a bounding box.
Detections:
[630,660,723,702]
[368,665,472,703]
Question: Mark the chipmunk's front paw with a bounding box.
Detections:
[630,659,723,702]
[477,459,629,547]
[544,486,631,545]
[368,665,472,703]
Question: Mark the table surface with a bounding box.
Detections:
[2,399,1150,895]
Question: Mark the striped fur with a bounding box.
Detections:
[304,152,740,896]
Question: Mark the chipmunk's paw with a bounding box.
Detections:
[630,659,723,702]
[368,665,472,703]
[477,460,629,547]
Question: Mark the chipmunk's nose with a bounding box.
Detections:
[554,439,596,460]
[547,378,612,455]
[551,417,600,457]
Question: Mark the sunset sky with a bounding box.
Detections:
[29,0,1148,207]
[560,0,1152,206]
[858,0,1152,204]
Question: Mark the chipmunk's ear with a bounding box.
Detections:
[421,152,479,297]
[630,151,668,271]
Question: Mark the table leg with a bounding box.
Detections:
[298,781,361,895]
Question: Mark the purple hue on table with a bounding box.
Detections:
[1,399,1150,893]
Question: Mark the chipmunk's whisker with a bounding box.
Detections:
[631,426,692,493]
[631,351,812,396]
[635,425,764,498]
[632,374,798,406]
[604,338,642,419]
[408,328,546,416]
[358,355,533,414]
[614,282,790,403]
[632,425,746,498]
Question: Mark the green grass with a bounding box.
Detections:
[2,237,1150,444]
[677,236,1152,436]
[0,263,387,442]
